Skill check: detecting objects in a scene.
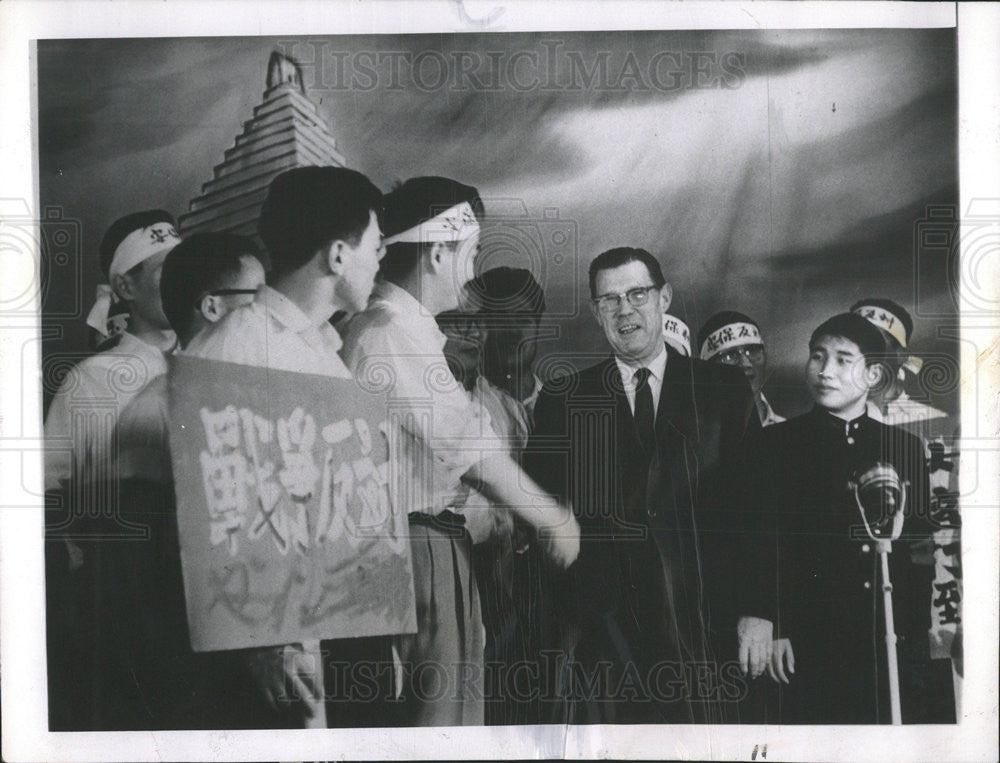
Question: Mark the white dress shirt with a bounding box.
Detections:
[614,344,668,417]
[341,281,502,517]
[184,285,351,379]
[758,392,786,427]
[44,331,170,491]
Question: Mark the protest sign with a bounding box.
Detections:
[168,355,416,652]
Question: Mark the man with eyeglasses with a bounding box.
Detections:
[525,247,776,724]
[183,167,389,728]
[698,311,785,427]
[115,233,266,485]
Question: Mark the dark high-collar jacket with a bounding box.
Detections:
[761,406,933,724]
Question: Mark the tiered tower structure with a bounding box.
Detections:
[179,52,346,240]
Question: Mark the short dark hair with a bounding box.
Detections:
[697,311,761,353]
[160,233,260,343]
[468,267,546,319]
[379,176,484,281]
[849,297,913,349]
[588,247,665,299]
[98,209,175,278]
[809,312,889,362]
[257,166,381,275]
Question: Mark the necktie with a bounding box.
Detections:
[633,366,656,456]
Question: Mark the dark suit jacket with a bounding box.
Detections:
[524,344,771,722]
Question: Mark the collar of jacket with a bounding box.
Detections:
[602,343,700,444]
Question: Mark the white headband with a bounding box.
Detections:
[852,304,908,348]
[108,222,181,281]
[662,314,691,356]
[700,321,762,360]
[383,201,480,247]
[85,284,119,336]
[87,221,181,337]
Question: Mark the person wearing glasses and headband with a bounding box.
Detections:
[525,247,775,724]
[699,311,785,427]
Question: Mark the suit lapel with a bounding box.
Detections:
[596,357,644,461]
[655,345,699,445]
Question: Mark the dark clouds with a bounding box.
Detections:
[38,29,958,415]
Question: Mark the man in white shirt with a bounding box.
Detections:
[44,209,181,729]
[183,167,386,728]
[341,176,579,726]
[45,210,180,508]
[115,232,266,485]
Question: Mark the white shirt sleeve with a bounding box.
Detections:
[43,363,106,492]
[346,313,503,478]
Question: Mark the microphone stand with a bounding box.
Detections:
[876,538,902,725]
[852,471,907,726]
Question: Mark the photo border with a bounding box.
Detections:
[2,2,996,761]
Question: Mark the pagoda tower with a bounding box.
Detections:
[178,51,347,241]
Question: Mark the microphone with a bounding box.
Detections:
[849,462,907,542]
[848,461,909,725]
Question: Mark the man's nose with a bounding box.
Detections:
[616,297,637,316]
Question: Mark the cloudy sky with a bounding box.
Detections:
[38,28,958,414]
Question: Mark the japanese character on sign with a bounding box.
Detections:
[277,407,320,503]
[199,406,250,554]
[932,580,961,625]
[315,417,396,551]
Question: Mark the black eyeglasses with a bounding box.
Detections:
[592,285,658,314]
[716,345,765,364]
[194,288,258,307]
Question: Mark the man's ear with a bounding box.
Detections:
[588,298,600,322]
[325,240,347,276]
[426,241,447,274]
[658,282,673,313]
[199,294,224,323]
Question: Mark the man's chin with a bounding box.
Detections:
[613,341,653,363]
